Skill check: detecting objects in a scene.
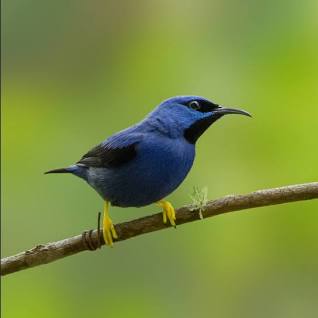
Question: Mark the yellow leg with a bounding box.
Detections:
[103,201,118,247]
[157,200,176,227]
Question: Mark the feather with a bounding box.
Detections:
[77,143,138,168]
[77,132,143,169]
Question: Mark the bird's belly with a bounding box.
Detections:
[87,141,195,207]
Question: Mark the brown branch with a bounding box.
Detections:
[1,182,318,276]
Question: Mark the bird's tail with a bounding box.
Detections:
[45,165,78,175]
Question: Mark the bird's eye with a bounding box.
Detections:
[188,101,200,110]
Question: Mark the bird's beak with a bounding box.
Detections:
[214,106,252,117]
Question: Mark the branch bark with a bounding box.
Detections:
[1,182,318,276]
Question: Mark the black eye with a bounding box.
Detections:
[188,101,200,110]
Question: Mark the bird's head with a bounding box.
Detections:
[151,95,251,143]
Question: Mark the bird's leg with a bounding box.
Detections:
[157,200,176,227]
[102,201,118,246]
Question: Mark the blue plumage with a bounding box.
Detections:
[47,95,250,206]
[84,97,210,206]
[46,96,250,243]
[86,134,195,207]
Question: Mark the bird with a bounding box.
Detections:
[46,96,251,246]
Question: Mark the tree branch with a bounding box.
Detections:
[1,182,318,276]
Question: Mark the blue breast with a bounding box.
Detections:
[86,136,195,207]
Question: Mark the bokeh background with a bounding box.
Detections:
[2,0,318,317]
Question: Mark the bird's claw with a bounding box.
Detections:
[103,201,118,247]
[158,200,176,228]
[103,215,118,246]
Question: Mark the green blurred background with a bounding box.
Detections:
[2,0,318,317]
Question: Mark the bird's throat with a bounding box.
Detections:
[183,114,222,144]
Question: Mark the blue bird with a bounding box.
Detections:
[46,96,250,246]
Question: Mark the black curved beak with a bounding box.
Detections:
[214,106,252,117]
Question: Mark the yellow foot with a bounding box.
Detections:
[103,201,118,247]
[157,200,176,227]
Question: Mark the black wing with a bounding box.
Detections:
[77,143,138,169]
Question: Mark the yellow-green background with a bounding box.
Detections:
[2,1,318,317]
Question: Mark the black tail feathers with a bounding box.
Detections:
[44,168,71,174]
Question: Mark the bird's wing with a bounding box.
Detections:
[77,131,143,169]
